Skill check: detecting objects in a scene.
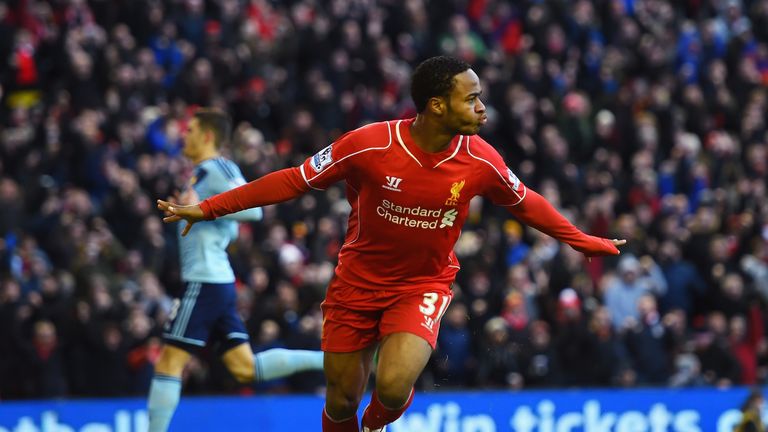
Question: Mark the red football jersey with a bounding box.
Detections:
[298,118,526,291]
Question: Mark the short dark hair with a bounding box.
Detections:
[194,108,231,147]
[411,56,471,112]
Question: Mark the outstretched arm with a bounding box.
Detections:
[507,188,625,256]
[201,167,310,218]
[175,182,264,223]
[158,167,310,235]
[468,136,622,257]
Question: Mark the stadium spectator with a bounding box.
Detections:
[658,239,707,317]
[554,288,594,386]
[729,306,764,385]
[476,317,523,389]
[521,320,561,387]
[585,306,631,386]
[23,320,68,398]
[696,312,743,387]
[603,254,667,329]
[624,295,674,385]
[434,302,475,387]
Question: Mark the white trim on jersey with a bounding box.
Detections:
[304,121,393,187]
[226,332,249,340]
[299,164,324,191]
[465,136,527,206]
[500,185,527,206]
[448,254,461,270]
[162,334,206,347]
[433,135,464,168]
[395,120,424,167]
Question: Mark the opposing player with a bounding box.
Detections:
[148,109,324,432]
[158,58,626,432]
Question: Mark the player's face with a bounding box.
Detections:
[182,118,204,160]
[444,69,487,135]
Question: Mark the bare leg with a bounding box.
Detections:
[361,332,432,430]
[154,345,192,377]
[221,342,255,383]
[323,345,378,430]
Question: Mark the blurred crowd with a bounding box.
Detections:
[0,0,767,400]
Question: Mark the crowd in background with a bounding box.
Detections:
[0,0,767,399]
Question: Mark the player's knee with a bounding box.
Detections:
[155,348,187,377]
[230,365,255,383]
[224,356,255,383]
[375,375,412,409]
[221,343,256,383]
[326,385,362,418]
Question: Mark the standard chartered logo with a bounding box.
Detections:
[440,209,458,228]
[377,199,455,229]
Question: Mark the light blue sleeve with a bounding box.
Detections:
[208,160,263,222]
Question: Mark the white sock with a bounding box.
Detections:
[254,348,324,382]
[147,374,181,432]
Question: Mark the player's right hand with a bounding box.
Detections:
[157,199,205,236]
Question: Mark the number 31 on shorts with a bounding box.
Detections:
[419,292,450,320]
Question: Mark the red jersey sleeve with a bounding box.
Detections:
[200,167,309,219]
[469,136,619,257]
[467,136,527,206]
[200,122,391,220]
[298,130,360,190]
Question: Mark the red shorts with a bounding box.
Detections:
[321,278,454,353]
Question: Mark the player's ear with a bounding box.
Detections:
[428,96,446,116]
[204,129,215,147]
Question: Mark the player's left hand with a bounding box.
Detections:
[586,238,627,262]
[157,199,206,236]
[609,238,627,250]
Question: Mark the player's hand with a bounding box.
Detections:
[609,238,627,250]
[585,238,627,262]
[157,199,205,236]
